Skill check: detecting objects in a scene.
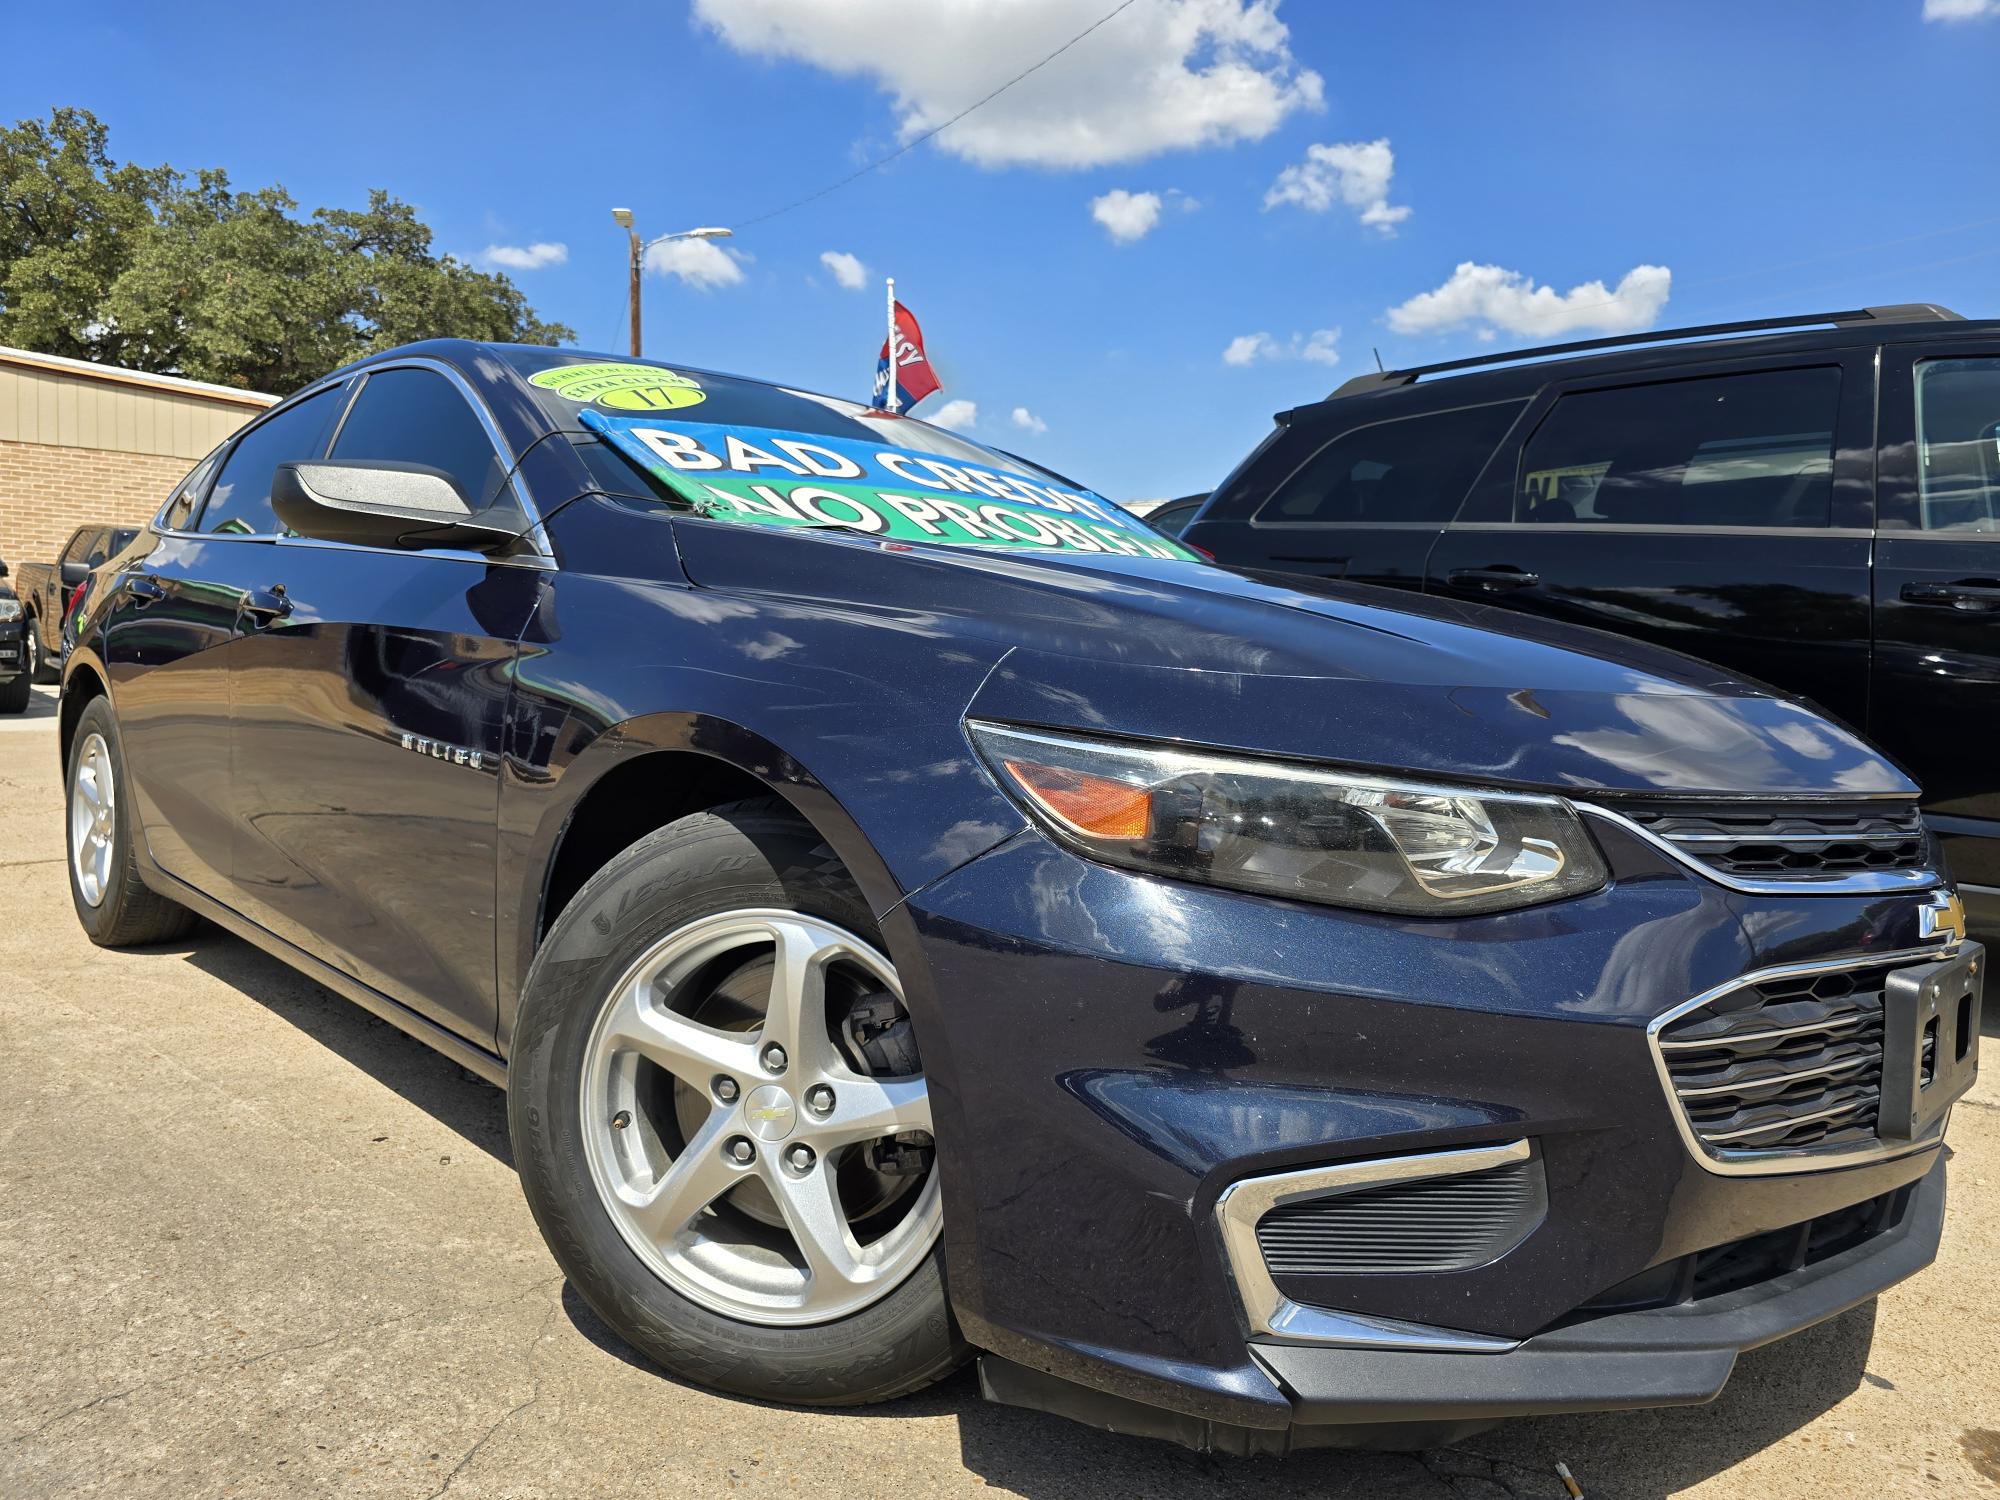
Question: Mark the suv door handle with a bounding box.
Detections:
[240,583,293,624]
[1448,566,1540,592]
[124,575,168,602]
[1901,580,2000,611]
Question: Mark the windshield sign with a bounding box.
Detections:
[582,410,1196,562]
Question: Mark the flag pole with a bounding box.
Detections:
[885,276,900,414]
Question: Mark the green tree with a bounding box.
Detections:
[0,109,573,394]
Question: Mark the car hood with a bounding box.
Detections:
[670,519,1914,798]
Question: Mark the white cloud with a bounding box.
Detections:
[645,236,746,289]
[1010,406,1048,435]
[1224,333,1276,366]
[1223,327,1339,367]
[1090,189,1162,243]
[819,249,867,289]
[1386,262,1672,338]
[1925,0,2000,18]
[479,241,567,271]
[927,398,978,430]
[1264,139,1409,234]
[691,0,1323,169]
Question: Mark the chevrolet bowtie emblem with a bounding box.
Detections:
[748,1104,792,1122]
[1919,889,1967,946]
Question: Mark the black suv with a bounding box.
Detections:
[1183,306,2000,932]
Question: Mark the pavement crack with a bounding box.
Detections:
[14,1385,147,1441]
[423,1283,564,1499]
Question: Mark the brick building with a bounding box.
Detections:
[0,344,275,569]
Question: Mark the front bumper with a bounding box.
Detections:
[0,618,23,679]
[890,815,1964,1446]
[979,1156,1943,1453]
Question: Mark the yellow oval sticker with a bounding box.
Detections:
[530,362,707,412]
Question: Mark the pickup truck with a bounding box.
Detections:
[14,523,139,683]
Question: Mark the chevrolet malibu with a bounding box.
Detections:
[60,341,1981,1453]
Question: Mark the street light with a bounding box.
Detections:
[612,210,733,359]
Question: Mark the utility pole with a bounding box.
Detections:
[610,212,733,362]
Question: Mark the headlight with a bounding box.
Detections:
[0,598,20,623]
[969,722,1608,916]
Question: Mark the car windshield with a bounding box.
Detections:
[501,348,1197,563]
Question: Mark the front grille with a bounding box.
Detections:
[1656,958,1912,1157]
[1569,1184,1912,1318]
[1255,1157,1545,1275]
[1613,800,1929,881]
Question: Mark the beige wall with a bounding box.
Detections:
[0,350,274,567]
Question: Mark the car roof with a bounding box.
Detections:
[1286,304,1997,423]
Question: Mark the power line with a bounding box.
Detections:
[733,0,1147,231]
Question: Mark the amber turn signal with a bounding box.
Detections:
[1001,759,1152,840]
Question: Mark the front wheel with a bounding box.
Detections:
[508,799,965,1405]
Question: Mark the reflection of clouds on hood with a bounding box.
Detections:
[1553,693,1904,793]
[1770,722,1837,760]
[737,632,802,661]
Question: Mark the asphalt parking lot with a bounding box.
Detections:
[2,682,1996,1500]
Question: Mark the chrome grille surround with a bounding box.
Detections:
[1579,801,1941,897]
[1648,946,1959,1177]
[1215,1141,1532,1351]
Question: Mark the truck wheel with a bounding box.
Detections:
[0,672,27,714]
[26,616,55,683]
[509,797,966,1406]
[65,697,197,945]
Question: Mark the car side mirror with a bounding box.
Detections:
[59,559,88,587]
[271,462,523,554]
[0,558,10,578]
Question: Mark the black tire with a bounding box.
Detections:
[26,614,56,683]
[508,797,967,1406]
[65,695,197,946]
[0,671,27,714]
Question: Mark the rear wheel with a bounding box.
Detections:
[65,697,196,945]
[26,616,55,683]
[509,798,964,1405]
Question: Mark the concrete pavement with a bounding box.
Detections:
[2,683,1996,1499]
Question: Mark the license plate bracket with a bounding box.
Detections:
[1880,942,1983,1143]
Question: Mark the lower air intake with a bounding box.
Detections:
[1254,1156,1546,1276]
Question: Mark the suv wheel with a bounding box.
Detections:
[65,698,197,945]
[509,798,965,1405]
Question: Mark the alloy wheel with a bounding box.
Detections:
[69,732,115,908]
[579,909,940,1326]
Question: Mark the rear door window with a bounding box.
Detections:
[1518,367,1841,528]
[1256,402,1523,524]
[200,385,347,536]
[1911,357,2000,531]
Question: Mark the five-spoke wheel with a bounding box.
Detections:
[579,909,939,1325]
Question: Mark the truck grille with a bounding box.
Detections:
[1614,800,1929,881]
[1655,958,1910,1158]
[1255,1156,1544,1275]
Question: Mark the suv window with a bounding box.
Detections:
[1518,367,1841,529]
[63,529,101,565]
[1258,402,1523,525]
[1913,357,2000,532]
[331,367,508,510]
[200,385,346,536]
[161,451,223,532]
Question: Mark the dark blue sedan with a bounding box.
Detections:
[58,340,1980,1452]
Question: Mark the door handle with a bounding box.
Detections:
[1901,580,2000,611]
[124,575,168,602]
[1448,566,1540,592]
[240,583,293,624]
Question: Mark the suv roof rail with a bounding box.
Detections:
[1330,304,1966,398]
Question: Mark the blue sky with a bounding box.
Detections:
[6,1,2000,498]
